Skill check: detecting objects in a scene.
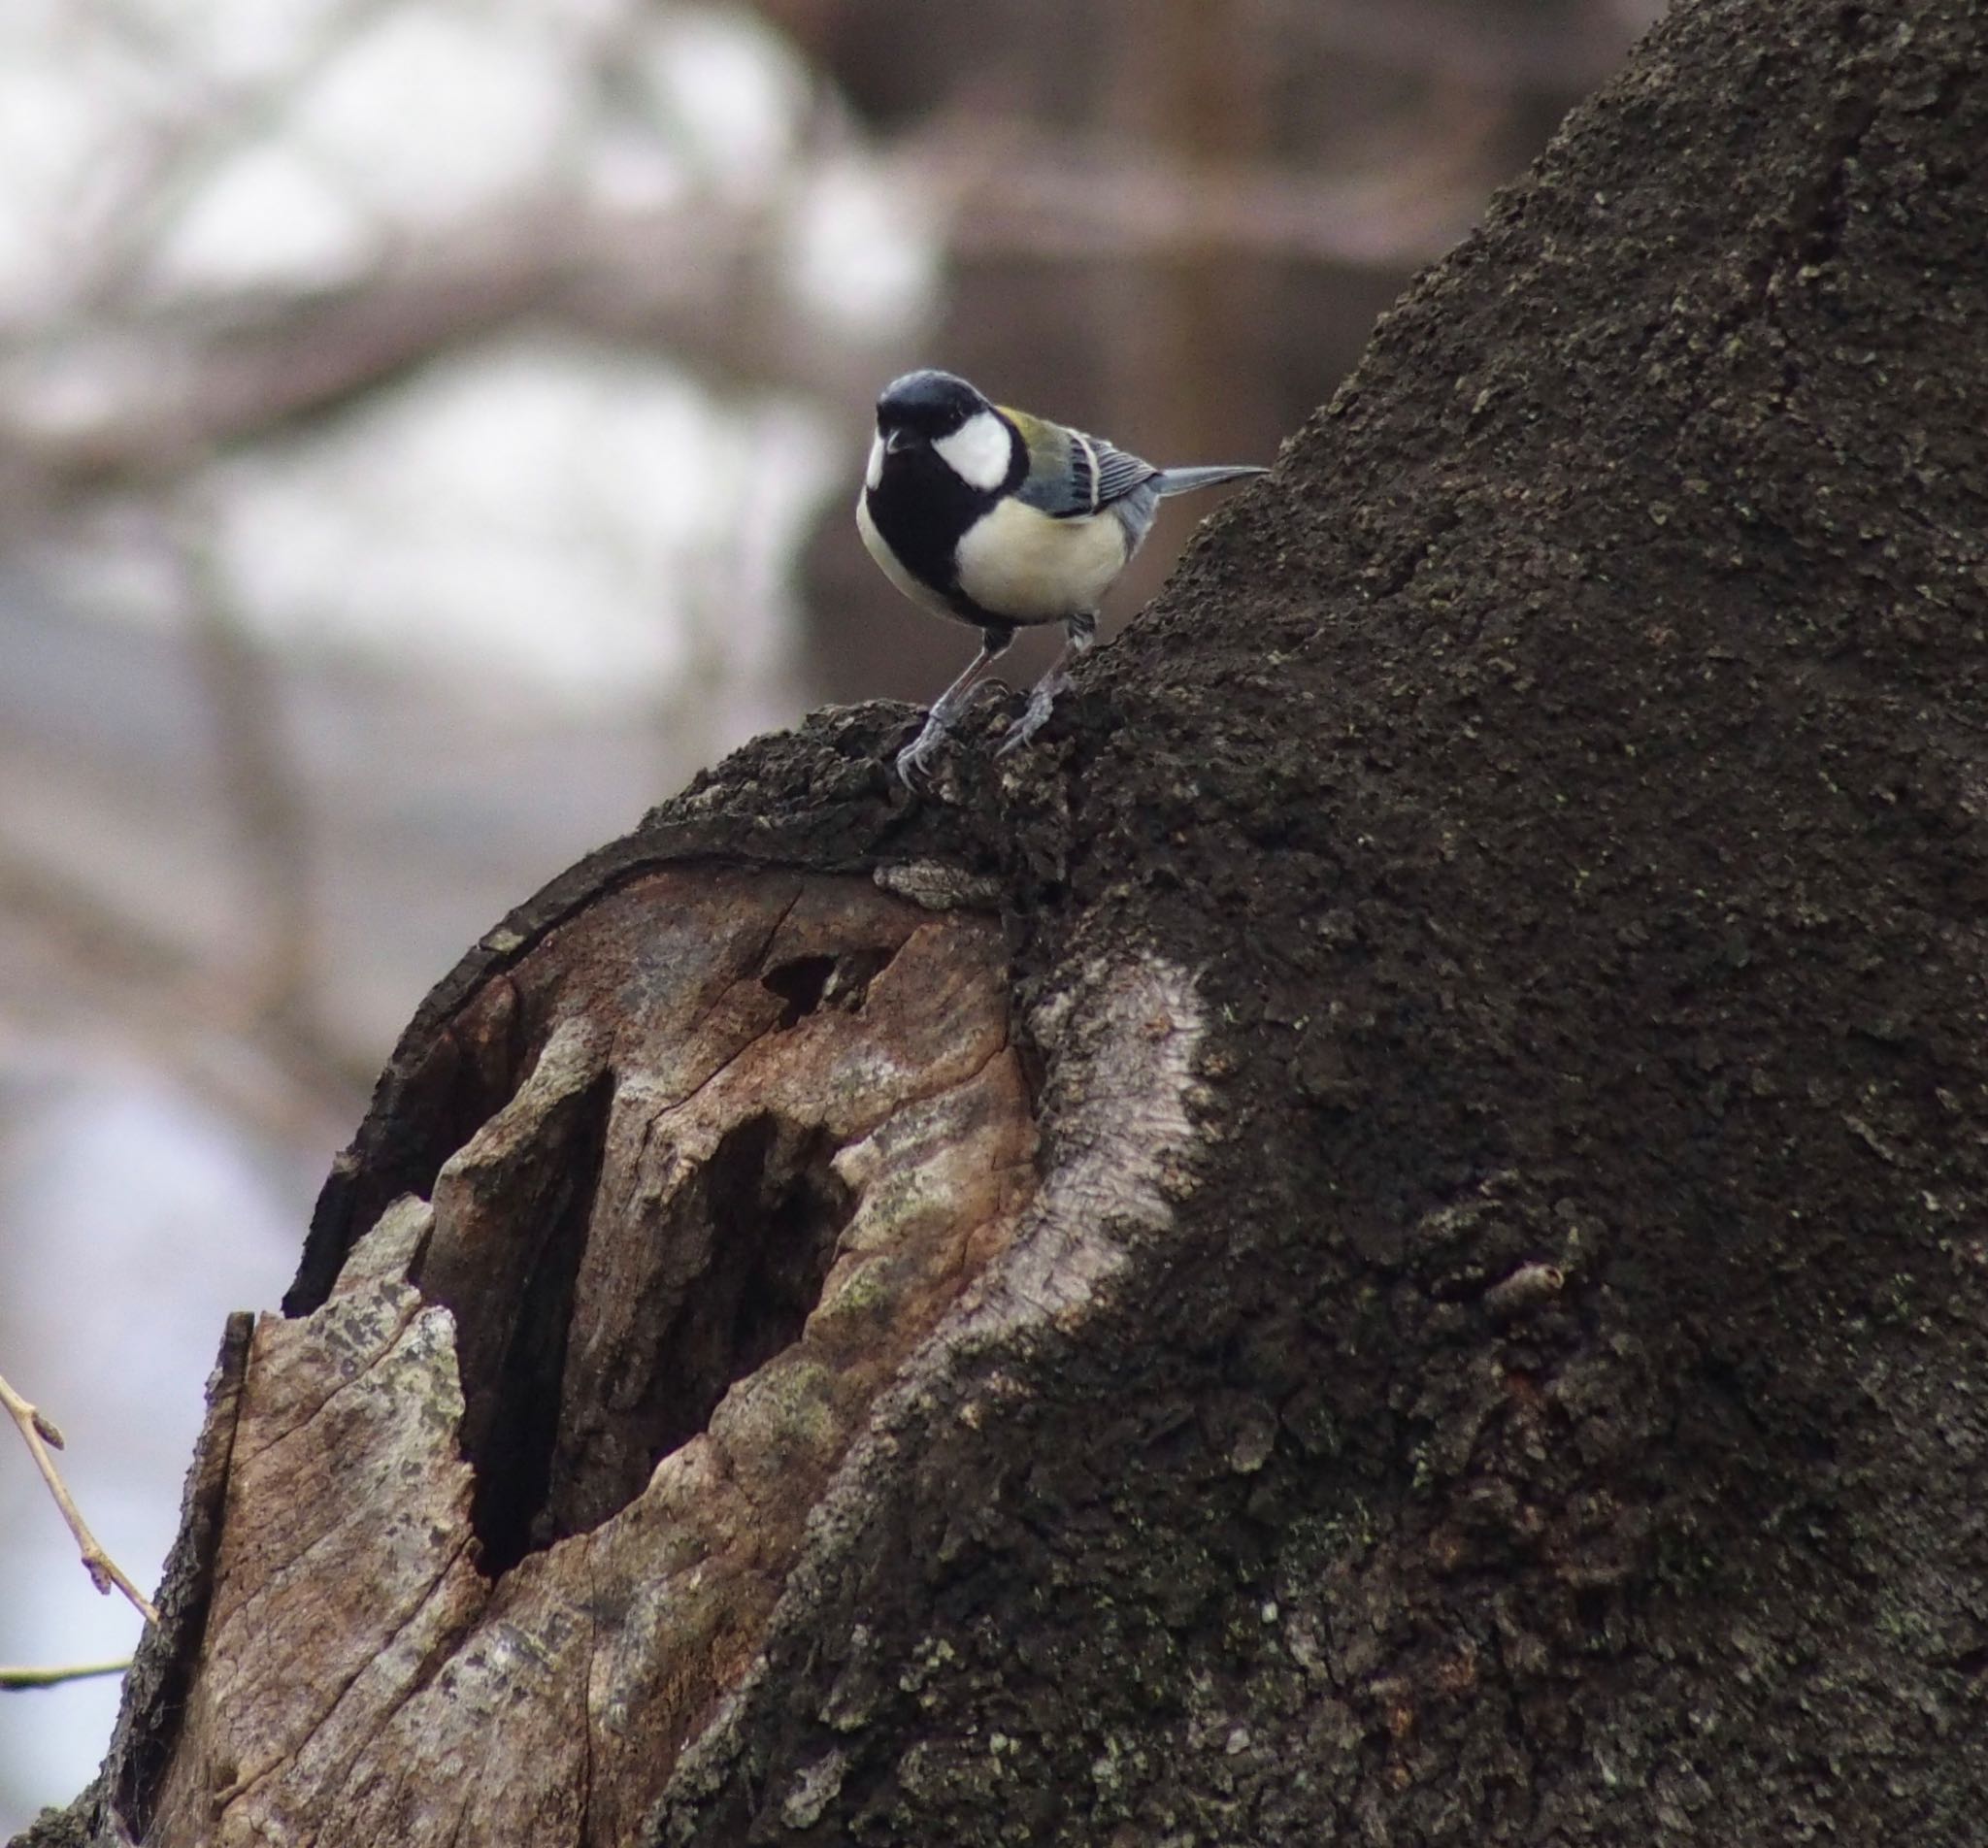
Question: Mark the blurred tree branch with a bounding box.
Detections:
[913,105,1498,266]
[0,843,369,1145]
[1294,0,1665,88]
[0,1660,132,1692]
[0,122,1490,515]
[62,0,407,315]
[166,510,318,1031]
[0,190,863,506]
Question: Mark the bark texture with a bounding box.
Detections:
[19,0,1988,1841]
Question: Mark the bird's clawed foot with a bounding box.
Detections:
[994,610,1092,761]
[897,680,1061,782]
[896,679,1022,786]
[894,712,951,787]
[993,676,1063,759]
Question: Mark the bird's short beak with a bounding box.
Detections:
[883,428,915,454]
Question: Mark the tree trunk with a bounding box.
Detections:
[21,0,1988,1840]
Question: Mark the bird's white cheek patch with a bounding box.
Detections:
[865,435,885,491]
[934,412,1013,492]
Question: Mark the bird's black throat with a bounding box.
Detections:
[866,447,1002,625]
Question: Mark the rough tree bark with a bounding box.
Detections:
[19,0,1988,1840]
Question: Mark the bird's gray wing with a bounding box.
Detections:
[1002,407,1159,519]
[1086,437,1162,512]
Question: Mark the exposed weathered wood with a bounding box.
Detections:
[119,872,1040,1844]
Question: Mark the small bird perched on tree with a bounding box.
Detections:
[856,369,1265,784]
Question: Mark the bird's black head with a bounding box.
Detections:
[876,369,990,447]
[869,369,1020,508]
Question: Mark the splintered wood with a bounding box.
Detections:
[135,871,1036,1847]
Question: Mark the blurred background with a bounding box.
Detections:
[0,0,1662,1827]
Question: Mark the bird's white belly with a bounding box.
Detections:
[954,499,1130,623]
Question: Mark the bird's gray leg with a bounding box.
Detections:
[995,610,1096,758]
[896,626,1014,785]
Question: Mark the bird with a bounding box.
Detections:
[855,369,1266,784]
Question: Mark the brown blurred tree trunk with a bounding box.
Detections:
[20,0,1988,1840]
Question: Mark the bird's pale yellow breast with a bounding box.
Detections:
[953,498,1130,624]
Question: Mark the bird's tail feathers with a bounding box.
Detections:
[1151,464,1268,499]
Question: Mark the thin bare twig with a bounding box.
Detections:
[0,1370,160,1626]
[0,1658,133,1690]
